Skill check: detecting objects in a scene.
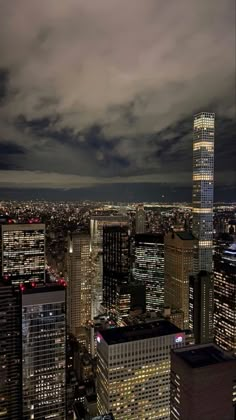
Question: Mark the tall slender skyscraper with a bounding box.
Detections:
[190,112,215,344]
[67,231,92,338]
[192,112,215,273]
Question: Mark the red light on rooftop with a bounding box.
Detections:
[20,283,26,292]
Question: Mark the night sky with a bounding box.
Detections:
[0,1,235,202]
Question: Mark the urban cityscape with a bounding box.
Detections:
[0,1,235,420]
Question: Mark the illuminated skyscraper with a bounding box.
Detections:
[21,284,66,419]
[135,204,146,234]
[0,284,21,419]
[90,216,129,317]
[0,282,66,420]
[133,233,164,311]
[97,320,185,419]
[214,244,236,354]
[164,231,196,328]
[0,223,45,284]
[103,225,130,313]
[67,232,92,338]
[192,112,215,273]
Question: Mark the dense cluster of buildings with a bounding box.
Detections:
[0,112,235,419]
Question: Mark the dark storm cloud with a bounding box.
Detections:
[0,68,9,104]
[0,0,235,198]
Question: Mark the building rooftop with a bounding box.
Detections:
[99,320,182,345]
[175,231,195,240]
[135,233,164,243]
[173,344,236,369]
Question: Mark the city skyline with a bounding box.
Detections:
[0,1,235,201]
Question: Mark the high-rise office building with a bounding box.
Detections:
[0,282,66,420]
[0,223,45,284]
[134,233,164,311]
[170,344,236,420]
[90,216,129,317]
[67,231,92,338]
[189,271,214,344]
[103,225,130,312]
[21,284,66,419]
[164,231,195,328]
[97,320,185,419]
[0,284,21,419]
[135,204,146,234]
[192,112,215,273]
[214,244,236,353]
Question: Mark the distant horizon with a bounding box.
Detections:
[0,195,235,206]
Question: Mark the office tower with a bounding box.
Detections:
[0,282,66,419]
[115,282,146,324]
[164,231,195,328]
[214,244,236,353]
[135,204,146,234]
[90,216,129,317]
[0,284,21,419]
[67,231,92,338]
[189,271,214,344]
[21,284,66,419]
[170,344,236,420]
[134,233,164,311]
[0,223,45,284]
[192,112,215,273]
[97,320,185,419]
[103,225,130,312]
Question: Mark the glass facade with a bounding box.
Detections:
[103,225,130,312]
[214,254,236,354]
[0,285,21,419]
[189,272,214,344]
[134,234,164,312]
[22,288,66,419]
[1,224,45,284]
[192,112,215,273]
[90,216,129,317]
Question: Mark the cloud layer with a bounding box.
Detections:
[0,0,235,199]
